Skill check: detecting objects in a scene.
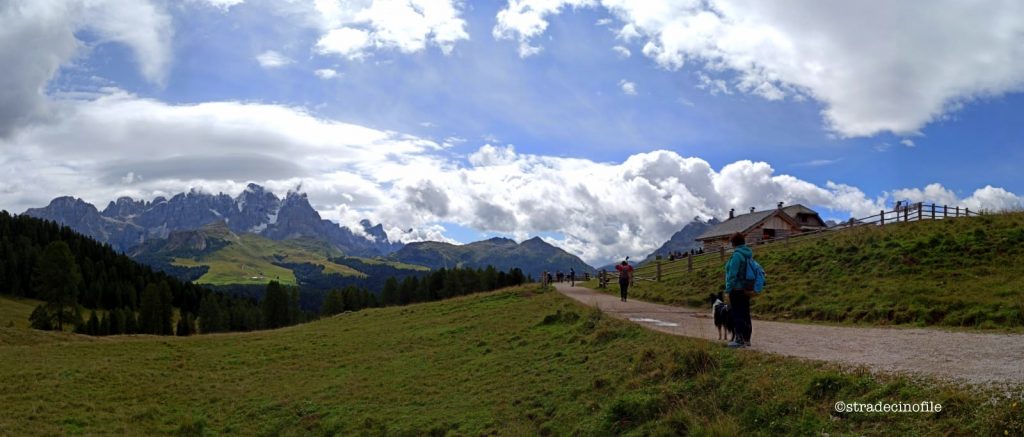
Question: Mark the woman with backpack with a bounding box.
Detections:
[725,232,754,348]
[615,260,633,302]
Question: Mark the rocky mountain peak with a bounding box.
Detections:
[25,183,402,257]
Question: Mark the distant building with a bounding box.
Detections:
[696,203,827,250]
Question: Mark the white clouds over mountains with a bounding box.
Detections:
[494,0,1024,137]
[3,90,1020,264]
[3,0,1024,265]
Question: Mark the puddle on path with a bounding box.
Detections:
[628,317,679,327]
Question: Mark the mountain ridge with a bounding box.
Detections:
[389,236,595,276]
[24,184,400,257]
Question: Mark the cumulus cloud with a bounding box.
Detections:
[0,0,172,136]
[892,183,1023,212]
[612,45,631,58]
[619,79,637,95]
[493,0,1024,137]
[314,68,339,79]
[493,0,594,57]
[2,90,1019,264]
[256,50,292,68]
[311,0,469,60]
[901,139,916,147]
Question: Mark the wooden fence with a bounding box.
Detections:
[633,203,981,283]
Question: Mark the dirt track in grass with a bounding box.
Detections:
[556,283,1024,386]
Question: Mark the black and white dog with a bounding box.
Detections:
[707,292,735,341]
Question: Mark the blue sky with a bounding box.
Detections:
[3,0,1024,264]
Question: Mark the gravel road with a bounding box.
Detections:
[556,283,1024,386]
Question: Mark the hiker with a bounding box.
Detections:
[569,268,576,286]
[725,232,754,348]
[616,260,633,302]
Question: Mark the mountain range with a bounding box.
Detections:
[24,183,399,257]
[20,184,599,289]
[639,218,719,264]
[389,237,596,277]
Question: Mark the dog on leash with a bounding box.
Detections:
[707,292,735,341]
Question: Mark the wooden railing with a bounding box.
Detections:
[632,203,981,282]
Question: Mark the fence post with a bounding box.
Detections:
[917,203,923,221]
[966,207,970,217]
[944,205,947,218]
[719,246,725,261]
[955,206,960,217]
[687,253,693,272]
[656,261,662,282]
[880,209,885,226]
[931,204,935,220]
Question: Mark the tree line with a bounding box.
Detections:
[2,211,531,336]
[321,266,527,315]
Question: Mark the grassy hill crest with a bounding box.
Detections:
[620,213,1024,329]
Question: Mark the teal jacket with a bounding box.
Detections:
[724,245,753,292]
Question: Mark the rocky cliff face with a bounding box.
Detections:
[23,184,400,257]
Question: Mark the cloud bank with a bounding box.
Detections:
[494,0,1024,137]
[4,90,1021,265]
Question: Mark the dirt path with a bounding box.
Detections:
[556,283,1024,386]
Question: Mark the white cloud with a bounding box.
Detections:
[901,138,916,147]
[311,0,469,60]
[314,68,339,79]
[612,45,631,58]
[2,91,1018,264]
[493,0,595,57]
[619,79,637,95]
[696,71,730,95]
[315,27,373,60]
[891,183,1022,212]
[188,0,244,10]
[256,50,293,68]
[0,0,172,136]
[493,0,1024,137]
[468,144,518,166]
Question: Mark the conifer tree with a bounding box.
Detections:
[33,241,81,330]
[261,281,290,329]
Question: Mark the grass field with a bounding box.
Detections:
[603,213,1024,330]
[0,296,42,330]
[336,256,431,271]
[172,235,365,286]
[1,286,1020,435]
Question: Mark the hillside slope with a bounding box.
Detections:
[391,237,595,276]
[133,222,426,289]
[0,287,1016,435]
[618,213,1024,328]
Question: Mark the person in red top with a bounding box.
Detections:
[615,260,634,302]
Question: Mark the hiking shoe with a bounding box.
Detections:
[726,340,744,348]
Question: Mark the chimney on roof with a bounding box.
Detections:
[777,201,784,209]
[750,207,755,214]
[729,208,735,219]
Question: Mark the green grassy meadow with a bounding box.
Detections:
[608,213,1024,330]
[1,286,1020,435]
[172,235,365,286]
[0,296,43,330]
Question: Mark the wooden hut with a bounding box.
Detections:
[696,203,827,251]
